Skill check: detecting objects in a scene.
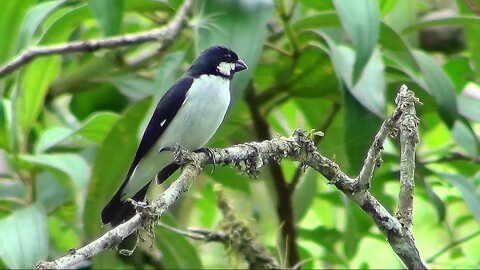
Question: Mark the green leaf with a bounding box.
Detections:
[413,50,458,126]
[330,45,385,117]
[35,112,119,153]
[87,0,123,36]
[74,112,119,145]
[333,0,380,83]
[196,0,273,97]
[154,51,186,99]
[422,177,446,223]
[457,1,480,78]
[402,15,480,34]
[0,204,48,269]
[16,57,61,140]
[379,22,419,73]
[35,127,72,153]
[451,120,479,157]
[20,154,90,209]
[342,82,381,173]
[155,214,203,269]
[458,95,480,122]
[0,99,12,151]
[0,0,35,65]
[300,0,334,11]
[106,75,155,100]
[438,172,480,222]
[17,0,64,51]
[84,99,151,238]
[294,11,340,31]
[292,169,318,221]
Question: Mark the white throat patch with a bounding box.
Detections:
[217,62,236,77]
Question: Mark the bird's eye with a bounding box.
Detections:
[225,54,232,59]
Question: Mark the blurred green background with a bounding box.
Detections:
[0,0,480,268]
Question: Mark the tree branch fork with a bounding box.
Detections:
[37,85,427,270]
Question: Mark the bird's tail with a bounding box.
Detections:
[101,182,151,226]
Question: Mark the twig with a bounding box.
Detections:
[37,129,426,269]
[289,102,340,191]
[36,152,203,269]
[0,0,193,78]
[426,229,480,263]
[396,85,421,228]
[37,85,427,268]
[355,84,408,190]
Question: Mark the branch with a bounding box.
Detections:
[356,85,409,190]
[0,0,193,78]
[36,152,203,269]
[38,86,427,269]
[37,128,426,269]
[396,85,421,228]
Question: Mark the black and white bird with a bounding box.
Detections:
[101,46,247,226]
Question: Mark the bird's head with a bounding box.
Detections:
[188,46,247,79]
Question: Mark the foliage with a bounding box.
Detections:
[0,0,480,268]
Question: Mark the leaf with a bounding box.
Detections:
[0,204,48,269]
[106,75,156,100]
[300,0,334,11]
[451,120,479,157]
[196,0,273,98]
[35,127,72,153]
[458,94,480,122]
[330,45,385,117]
[413,50,458,126]
[402,15,480,34]
[36,172,71,212]
[154,51,186,99]
[457,1,480,78]
[0,99,12,151]
[294,11,340,31]
[438,172,480,222]
[379,22,419,73]
[16,57,61,140]
[35,112,119,153]
[87,0,123,36]
[155,214,203,269]
[84,99,151,238]
[0,0,35,65]
[17,0,64,51]
[15,5,88,148]
[19,154,90,210]
[74,112,119,145]
[333,0,380,83]
[422,177,446,223]
[342,82,381,173]
[292,169,318,221]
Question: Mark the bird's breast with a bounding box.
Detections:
[159,74,231,150]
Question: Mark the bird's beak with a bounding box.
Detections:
[234,59,248,72]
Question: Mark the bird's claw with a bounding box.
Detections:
[195,147,216,173]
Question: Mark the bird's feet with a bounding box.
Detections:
[194,147,216,172]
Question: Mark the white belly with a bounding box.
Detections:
[158,74,231,150]
[122,75,230,198]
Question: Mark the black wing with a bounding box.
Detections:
[127,76,194,178]
[101,76,193,225]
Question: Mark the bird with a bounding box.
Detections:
[101,46,247,227]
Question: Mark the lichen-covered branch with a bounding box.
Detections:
[0,0,193,78]
[37,87,426,270]
[356,85,408,190]
[36,156,203,269]
[396,85,421,229]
